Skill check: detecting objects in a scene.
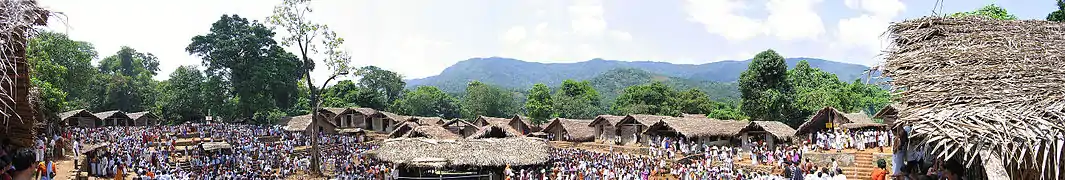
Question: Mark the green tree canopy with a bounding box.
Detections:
[461,81,518,118]
[357,66,406,104]
[553,80,604,119]
[612,82,679,116]
[91,47,160,113]
[392,86,462,119]
[674,89,715,115]
[524,83,554,124]
[26,31,98,111]
[187,14,304,121]
[739,49,799,125]
[1049,0,1065,22]
[951,4,1018,20]
[158,65,207,123]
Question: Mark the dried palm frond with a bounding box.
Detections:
[369,137,550,168]
[883,16,1065,179]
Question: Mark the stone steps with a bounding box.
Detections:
[846,153,877,180]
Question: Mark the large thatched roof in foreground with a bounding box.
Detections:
[370,137,550,168]
[884,17,1065,179]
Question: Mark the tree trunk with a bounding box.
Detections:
[303,61,322,176]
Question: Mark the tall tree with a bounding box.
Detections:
[951,4,1018,20]
[26,31,98,110]
[268,0,353,174]
[187,14,304,121]
[788,60,846,119]
[739,49,800,126]
[356,66,405,105]
[93,47,160,112]
[553,80,604,119]
[524,83,553,124]
[673,89,714,115]
[1049,0,1065,22]
[391,86,462,119]
[461,81,518,118]
[706,100,748,120]
[158,65,206,123]
[612,82,679,116]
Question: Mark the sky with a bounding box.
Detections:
[37,0,1059,82]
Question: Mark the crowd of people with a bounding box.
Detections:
[806,129,893,153]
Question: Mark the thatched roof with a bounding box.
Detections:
[409,116,445,125]
[200,142,232,151]
[402,125,462,139]
[644,117,747,138]
[388,121,419,137]
[467,123,521,139]
[541,118,595,141]
[93,110,127,120]
[744,121,797,139]
[588,115,626,127]
[681,113,706,118]
[796,107,885,134]
[511,115,540,131]
[873,103,906,126]
[442,119,476,128]
[352,107,377,116]
[59,109,97,121]
[376,111,406,121]
[622,114,671,126]
[80,142,110,154]
[278,114,313,131]
[884,17,1065,179]
[370,137,550,167]
[319,107,346,115]
[840,113,885,129]
[473,116,511,126]
[126,111,156,120]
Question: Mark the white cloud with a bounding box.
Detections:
[684,0,765,41]
[501,26,527,44]
[765,0,825,40]
[498,0,654,63]
[685,0,825,41]
[835,0,906,65]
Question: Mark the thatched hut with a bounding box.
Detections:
[441,119,478,138]
[539,118,595,142]
[795,107,884,135]
[371,111,405,132]
[471,115,533,135]
[277,114,337,134]
[316,107,346,125]
[59,109,100,128]
[369,137,550,178]
[467,123,522,139]
[511,115,542,132]
[615,114,669,145]
[587,115,625,143]
[126,111,158,126]
[882,17,1065,179]
[739,121,797,149]
[405,116,446,126]
[643,117,747,146]
[93,110,132,127]
[872,103,905,126]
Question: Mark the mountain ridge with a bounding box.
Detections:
[407,57,873,93]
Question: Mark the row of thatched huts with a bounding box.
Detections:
[58,109,160,128]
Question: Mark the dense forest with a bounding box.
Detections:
[30,2,1045,127]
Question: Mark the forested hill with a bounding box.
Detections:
[588,68,739,101]
[406,57,873,93]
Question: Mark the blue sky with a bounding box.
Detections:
[38,0,1060,81]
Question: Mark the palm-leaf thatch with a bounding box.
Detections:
[126,111,158,126]
[883,16,1065,179]
[839,113,885,129]
[0,0,48,149]
[369,137,550,168]
[467,123,521,139]
[744,121,797,140]
[644,117,748,139]
[387,121,421,138]
[873,103,906,126]
[408,116,446,126]
[621,114,671,126]
[277,114,336,133]
[58,109,99,128]
[403,125,461,139]
[587,115,625,127]
[351,107,377,116]
[540,118,595,142]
